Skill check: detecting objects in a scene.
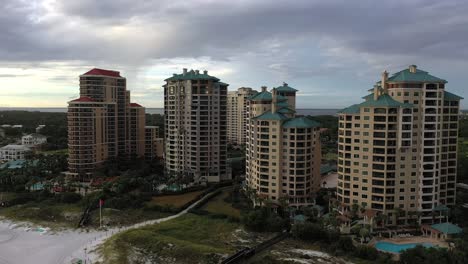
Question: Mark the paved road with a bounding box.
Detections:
[0,190,217,264]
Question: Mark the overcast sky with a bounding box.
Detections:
[0,0,467,108]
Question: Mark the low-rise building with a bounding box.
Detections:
[0,144,31,161]
[22,133,47,147]
[145,126,163,160]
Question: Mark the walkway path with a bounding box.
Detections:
[0,190,218,264]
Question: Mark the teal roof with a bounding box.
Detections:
[283,117,320,128]
[253,111,288,121]
[387,67,447,83]
[218,82,229,86]
[444,91,463,101]
[165,70,220,82]
[358,94,413,108]
[275,83,298,93]
[0,159,38,169]
[276,100,290,107]
[340,94,412,114]
[431,223,462,235]
[249,91,287,102]
[277,107,295,114]
[338,104,360,114]
[294,214,306,222]
[433,204,450,212]
[320,164,337,174]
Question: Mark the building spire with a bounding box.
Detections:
[272,88,277,113]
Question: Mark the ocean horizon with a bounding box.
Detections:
[0,107,341,116]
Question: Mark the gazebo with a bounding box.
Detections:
[421,223,463,240]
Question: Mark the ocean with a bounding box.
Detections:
[0,107,340,116]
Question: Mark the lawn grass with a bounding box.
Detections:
[148,190,205,209]
[201,189,241,219]
[99,213,239,264]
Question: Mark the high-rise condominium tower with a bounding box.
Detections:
[67,68,145,178]
[246,84,322,207]
[227,87,258,145]
[337,65,463,225]
[164,69,229,183]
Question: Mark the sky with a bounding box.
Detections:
[0,0,467,109]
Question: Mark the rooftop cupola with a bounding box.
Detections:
[409,65,417,73]
[272,88,277,113]
[261,86,267,92]
[195,70,199,74]
[183,68,187,75]
[373,84,380,101]
[203,70,208,74]
[381,70,389,94]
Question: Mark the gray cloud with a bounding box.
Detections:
[0,0,468,108]
[1,0,467,65]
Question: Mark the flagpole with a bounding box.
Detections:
[100,200,102,229]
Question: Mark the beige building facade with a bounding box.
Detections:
[67,68,146,178]
[164,69,229,183]
[337,65,463,225]
[227,87,258,145]
[246,83,322,207]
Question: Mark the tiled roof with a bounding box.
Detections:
[129,103,143,107]
[69,96,95,103]
[386,66,446,83]
[252,111,288,121]
[444,91,464,101]
[277,107,295,114]
[249,91,288,101]
[338,104,360,114]
[431,223,462,235]
[275,82,298,92]
[358,94,413,108]
[283,117,320,128]
[164,69,220,82]
[83,68,122,78]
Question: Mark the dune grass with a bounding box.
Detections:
[147,190,205,209]
[99,213,239,264]
[200,189,241,218]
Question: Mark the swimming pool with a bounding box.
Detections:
[375,241,434,253]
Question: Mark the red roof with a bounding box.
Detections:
[83,68,121,77]
[129,103,143,107]
[70,96,95,103]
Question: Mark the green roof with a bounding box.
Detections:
[0,159,38,169]
[218,81,229,86]
[433,204,450,212]
[165,70,220,82]
[253,111,288,121]
[386,66,447,83]
[275,83,298,93]
[340,94,412,114]
[293,214,306,222]
[277,107,295,114]
[431,223,462,235]
[283,117,320,128]
[276,100,290,107]
[320,164,337,174]
[358,94,413,108]
[338,104,360,114]
[249,91,287,102]
[444,91,463,101]
[362,94,373,100]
